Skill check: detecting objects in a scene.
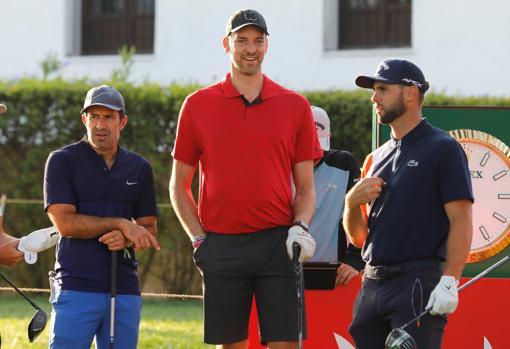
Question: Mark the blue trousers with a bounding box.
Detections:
[349,267,447,349]
[49,290,141,349]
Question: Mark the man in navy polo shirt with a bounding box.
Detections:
[343,59,473,348]
[44,85,160,349]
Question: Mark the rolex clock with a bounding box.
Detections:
[449,129,510,262]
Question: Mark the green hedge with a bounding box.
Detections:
[1,79,509,293]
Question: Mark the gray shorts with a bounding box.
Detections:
[193,226,306,345]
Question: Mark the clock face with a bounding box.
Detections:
[449,129,510,262]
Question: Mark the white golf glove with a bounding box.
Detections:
[286,224,316,263]
[426,275,459,315]
[17,226,60,264]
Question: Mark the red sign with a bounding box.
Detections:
[248,276,510,348]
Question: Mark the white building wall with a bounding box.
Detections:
[0,0,509,97]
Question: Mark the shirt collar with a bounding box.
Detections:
[390,118,430,147]
[221,72,277,101]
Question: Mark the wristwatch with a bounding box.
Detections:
[292,220,309,232]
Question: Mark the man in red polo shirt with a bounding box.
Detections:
[170,8,320,349]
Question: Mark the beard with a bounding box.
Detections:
[232,54,263,76]
[379,92,406,124]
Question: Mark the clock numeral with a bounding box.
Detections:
[492,212,508,224]
[480,152,491,167]
[493,170,508,181]
[498,194,510,199]
[479,226,490,241]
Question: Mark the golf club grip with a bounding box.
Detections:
[292,243,301,265]
[111,251,117,297]
[0,271,41,311]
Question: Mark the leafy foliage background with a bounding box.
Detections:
[1,79,507,293]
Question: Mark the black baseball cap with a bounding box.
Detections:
[81,85,125,114]
[355,59,429,93]
[226,9,269,36]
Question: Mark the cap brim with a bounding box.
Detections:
[81,103,123,114]
[355,75,398,89]
[230,23,268,35]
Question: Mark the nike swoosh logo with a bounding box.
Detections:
[126,181,138,186]
[445,285,451,290]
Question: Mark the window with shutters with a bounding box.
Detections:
[81,0,155,55]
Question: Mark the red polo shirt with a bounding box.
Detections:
[172,73,321,233]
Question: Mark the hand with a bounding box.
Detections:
[346,177,385,207]
[99,230,130,251]
[335,263,360,286]
[0,238,24,266]
[426,275,459,315]
[286,225,316,263]
[119,220,160,251]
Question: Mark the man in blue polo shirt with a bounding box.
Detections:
[343,59,473,348]
[44,85,160,349]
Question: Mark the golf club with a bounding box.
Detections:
[292,243,304,349]
[0,271,48,342]
[110,251,117,349]
[385,254,510,349]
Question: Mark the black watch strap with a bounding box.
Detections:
[292,220,309,232]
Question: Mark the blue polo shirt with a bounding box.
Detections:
[363,119,473,266]
[44,139,157,295]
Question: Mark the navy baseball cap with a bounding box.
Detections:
[226,9,269,36]
[81,85,125,114]
[355,59,429,93]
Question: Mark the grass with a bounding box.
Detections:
[0,294,215,349]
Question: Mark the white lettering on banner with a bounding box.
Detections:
[333,332,495,348]
[334,333,355,349]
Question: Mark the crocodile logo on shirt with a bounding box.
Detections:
[407,160,419,167]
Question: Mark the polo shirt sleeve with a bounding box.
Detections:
[44,150,77,211]
[294,103,322,163]
[171,96,201,167]
[133,161,158,219]
[435,139,474,204]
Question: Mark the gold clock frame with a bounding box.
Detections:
[449,129,510,263]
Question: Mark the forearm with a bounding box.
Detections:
[293,187,315,225]
[170,184,204,240]
[442,199,473,279]
[48,210,128,239]
[343,199,368,248]
[443,219,472,280]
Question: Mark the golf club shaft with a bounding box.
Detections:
[110,251,117,349]
[0,271,42,311]
[401,254,510,330]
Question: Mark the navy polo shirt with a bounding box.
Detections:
[44,139,157,295]
[363,119,473,266]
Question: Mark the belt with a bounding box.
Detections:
[364,259,442,280]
